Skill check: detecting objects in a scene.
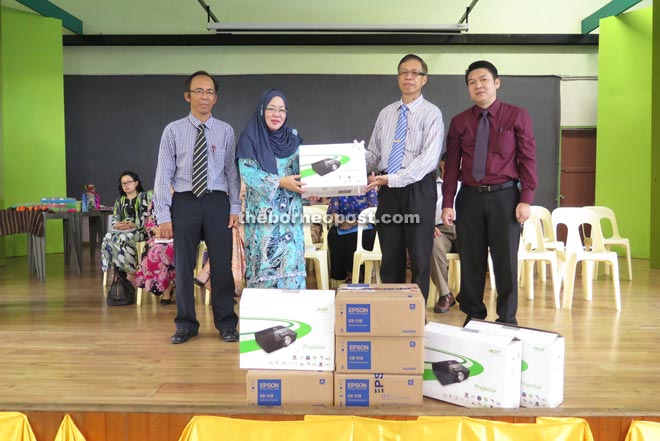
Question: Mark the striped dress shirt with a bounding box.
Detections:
[153,113,241,225]
[365,95,444,188]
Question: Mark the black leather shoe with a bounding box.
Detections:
[220,327,239,342]
[433,292,456,313]
[170,328,198,344]
[160,297,172,305]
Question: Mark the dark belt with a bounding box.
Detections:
[464,180,516,193]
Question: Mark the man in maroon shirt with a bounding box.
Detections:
[441,60,537,325]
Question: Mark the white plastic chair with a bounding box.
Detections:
[193,241,211,306]
[584,206,632,281]
[303,206,330,289]
[352,207,382,284]
[487,250,496,291]
[530,205,565,282]
[552,207,621,310]
[517,212,561,309]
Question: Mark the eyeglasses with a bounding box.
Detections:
[397,70,427,78]
[121,180,136,186]
[265,106,287,115]
[189,89,217,97]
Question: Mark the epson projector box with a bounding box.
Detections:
[423,322,522,408]
[239,289,335,371]
[335,284,425,336]
[334,373,422,407]
[464,320,565,408]
[336,336,424,374]
[246,370,333,407]
[299,142,367,197]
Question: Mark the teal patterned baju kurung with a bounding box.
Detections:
[239,154,306,289]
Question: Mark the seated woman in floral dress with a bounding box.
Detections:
[101,171,149,282]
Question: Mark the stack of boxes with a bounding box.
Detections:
[240,289,336,407]
[334,284,425,407]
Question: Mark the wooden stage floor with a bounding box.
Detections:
[1,248,659,420]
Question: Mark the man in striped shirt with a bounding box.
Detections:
[364,54,444,304]
[153,71,241,344]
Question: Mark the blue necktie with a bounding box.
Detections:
[191,124,208,198]
[386,105,409,174]
[472,109,489,182]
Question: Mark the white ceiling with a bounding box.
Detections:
[2,0,653,35]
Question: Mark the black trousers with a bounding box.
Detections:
[171,191,238,332]
[376,172,437,302]
[455,185,521,324]
[327,225,376,281]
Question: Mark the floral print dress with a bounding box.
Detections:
[239,153,306,289]
[101,193,149,273]
[132,205,176,295]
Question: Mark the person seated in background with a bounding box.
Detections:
[101,170,150,282]
[327,189,378,288]
[431,152,459,313]
[133,195,176,305]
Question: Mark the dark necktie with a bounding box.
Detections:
[472,109,489,182]
[192,124,208,198]
[386,104,409,174]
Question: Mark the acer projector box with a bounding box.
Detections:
[299,141,367,197]
[464,319,564,408]
[335,336,424,374]
[424,322,522,408]
[239,289,335,371]
[246,370,333,407]
[334,373,422,407]
[335,284,425,337]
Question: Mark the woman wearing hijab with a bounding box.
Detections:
[236,89,306,289]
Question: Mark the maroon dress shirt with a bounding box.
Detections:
[442,99,538,206]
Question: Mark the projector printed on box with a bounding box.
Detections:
[423,322,522,408]
[431,360,470,385]
[334,373,422,407]
[246,370,333,407]
[254,325,298,353]
[239,289,335,371]
[335,336,424,374]
[464,319,564,408]
[299,141,367,197]
[335,284,425,336]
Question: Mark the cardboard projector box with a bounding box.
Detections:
[335,373,423,407]
[465,319,564,408]
[299,141,367,197]
[335,284,425,336]
[246,370,334,407]
[239,289,335,371]
[335,336,424,374]
[423,322,522,408]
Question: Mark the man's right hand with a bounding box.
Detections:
[441,208,455,226]
[159,221,173,239]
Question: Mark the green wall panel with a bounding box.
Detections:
[1,7,66,256]
[652,5,660,268]
[597,8,652,259]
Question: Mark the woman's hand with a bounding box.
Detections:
[114,221,134,230]
[279,174,305,194]
[339,221,357,230]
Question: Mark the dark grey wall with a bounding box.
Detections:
[64,74,559,209]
